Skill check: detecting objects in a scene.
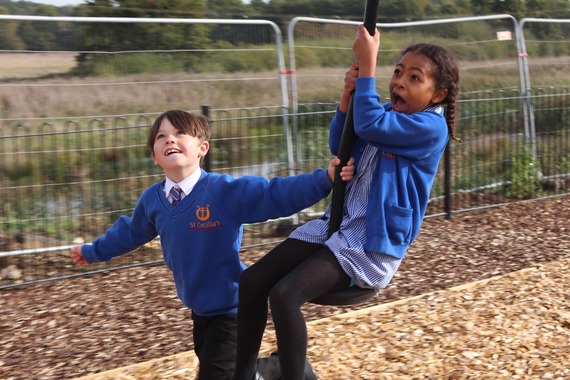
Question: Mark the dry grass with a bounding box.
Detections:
[0,67,287,119]
[0,53,77,80]
[1,53,568,120]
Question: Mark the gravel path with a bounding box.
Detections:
[1,195,569,380]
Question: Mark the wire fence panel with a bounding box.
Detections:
[520,19,570,196]
[287,16,524,105]
[0,15,288,119]
[287,15,529,214]
[0,108,298,288]
[0,16,569,288]
[0,15,290,287]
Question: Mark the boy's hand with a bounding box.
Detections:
[70,245,89,265]
[328,157,356,183]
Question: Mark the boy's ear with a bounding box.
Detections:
[432,88,448,104]
[199,141,210,158]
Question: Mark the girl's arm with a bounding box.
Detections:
[339,62,359,113]
[352,25,380,78]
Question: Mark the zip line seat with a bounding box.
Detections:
[310,286,376,306]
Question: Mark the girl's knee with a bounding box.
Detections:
[268,281,286,303]
[269,280,301,311]
[238,267,258,291]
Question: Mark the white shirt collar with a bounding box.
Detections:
[164,169,202,198]
[423,105,443,114]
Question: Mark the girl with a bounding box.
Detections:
[232,25,460,380]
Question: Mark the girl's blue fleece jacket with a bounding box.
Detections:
[329,77,449,259]
[81,169,333,316]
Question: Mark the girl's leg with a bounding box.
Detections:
[270,246,350,380]
[232,239,323,380]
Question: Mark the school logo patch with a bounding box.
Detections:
[190,204,221,230]
[196,204,210,221]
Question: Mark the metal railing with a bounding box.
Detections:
[1,15,569,288]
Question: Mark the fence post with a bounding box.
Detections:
[444,142,452,219]
[201,104,211,173]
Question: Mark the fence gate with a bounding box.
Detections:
[0,15,289,287]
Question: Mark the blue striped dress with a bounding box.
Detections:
[290,143,402,294]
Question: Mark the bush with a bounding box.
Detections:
[506,144,543,199]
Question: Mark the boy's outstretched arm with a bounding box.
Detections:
[328,156,355,183]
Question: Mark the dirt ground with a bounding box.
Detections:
[1,195,569,380]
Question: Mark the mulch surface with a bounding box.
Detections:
[1,195,569,380]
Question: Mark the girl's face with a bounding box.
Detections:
[151,119,208,182]
[389,51,448,114]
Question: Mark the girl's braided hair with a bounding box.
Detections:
[401,43,461,142]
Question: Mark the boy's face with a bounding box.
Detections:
[389,51,447,114]
[152,119,209,182]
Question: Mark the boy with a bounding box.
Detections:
[71,110,353,379]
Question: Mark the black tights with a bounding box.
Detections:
[232,238,351,380]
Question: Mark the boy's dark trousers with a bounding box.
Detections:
[191,313,318,380]
[192,312,238,380]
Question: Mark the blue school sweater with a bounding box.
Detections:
[81,169,332,316]
[329,77,449,259]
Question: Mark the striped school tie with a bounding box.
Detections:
[169,186,183,206]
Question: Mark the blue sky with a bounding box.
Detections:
[25,0,254,5]
[25,0,86,6]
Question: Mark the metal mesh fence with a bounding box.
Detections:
[0,15,288,119]
[0,15,291,287]
[0,15,569,288]
[287,15,529,214]
[0,106,302,287]
[520,18,570,196]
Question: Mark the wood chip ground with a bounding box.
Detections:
[1,196,569,380]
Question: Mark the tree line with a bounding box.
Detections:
[0,0,568,77]
[2,0,570,22]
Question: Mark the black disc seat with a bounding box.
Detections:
[310,286,375,306]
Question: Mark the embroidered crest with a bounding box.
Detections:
[189,204,221,230]
[196,204,211,221]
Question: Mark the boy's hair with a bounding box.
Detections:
[147,110,211,156]
[401,43,461,142]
